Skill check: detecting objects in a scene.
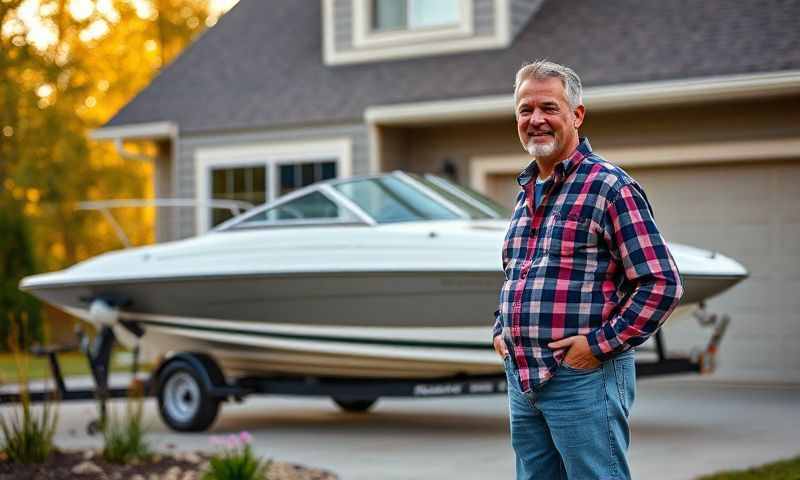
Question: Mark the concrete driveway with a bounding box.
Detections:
[4,377,800,479]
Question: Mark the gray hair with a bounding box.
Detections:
[513,60,583,109]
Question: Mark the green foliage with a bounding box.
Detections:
[0,395,59,464]
[203,433,270,480]
[0,341,59,464]
[0,196,41,351]
[102,382,151,464]
[696,455,800,480]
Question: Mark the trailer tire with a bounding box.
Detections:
[157,360,220,432]
[332,398,377,413]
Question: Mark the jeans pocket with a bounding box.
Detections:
[613,353,636,417]
[561,360,601,374]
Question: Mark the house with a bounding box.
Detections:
[92,0,800,383]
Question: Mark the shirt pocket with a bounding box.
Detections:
[546,212,596,257]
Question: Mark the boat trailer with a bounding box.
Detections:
[1,304,730,432]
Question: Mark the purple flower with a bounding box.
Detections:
[239,431,253,444]
[226,434,240,449]
[209,435,225,447]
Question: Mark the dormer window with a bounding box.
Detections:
[372,0,461,32]
[323,0,514,65]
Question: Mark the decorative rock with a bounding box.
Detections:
[179,472,197,480]
[82,449,95,460]
[164,466,182,480]
[111,472,123,480]
[149,473,160,480]
[151,453,163,463]
[184,452,201,464]
[130,475,146,480]
[72,461,103,475]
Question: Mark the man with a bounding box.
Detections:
[492,60,683,479]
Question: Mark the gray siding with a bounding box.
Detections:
[333,0,353,51]
[473,0,496,36]
[333,0,498,54]
[510,0,543,38]
[174,123,370,239]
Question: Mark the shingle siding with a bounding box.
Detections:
[333,0,353,51]
[474,0,496,36]
[510,0,543,37]
[332,0,499,53]
[173,123,370,238]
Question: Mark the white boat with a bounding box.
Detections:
[20,171,747,380]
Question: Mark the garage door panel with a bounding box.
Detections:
[627,161,800,382]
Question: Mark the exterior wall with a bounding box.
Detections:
[332,0,498,54]
[333,0,353,51]
[380,97,800,193]
[175,123,370,239]
[510,0,543,37]
[154,140,175,243]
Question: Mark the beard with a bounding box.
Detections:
[526,136,557,158]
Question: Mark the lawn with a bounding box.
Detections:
[0,350,151,385]
[697,456,800,479]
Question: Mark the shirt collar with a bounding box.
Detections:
[517,137,592,187]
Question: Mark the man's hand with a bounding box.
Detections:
[493,335,508,359]
[548,335,601,370]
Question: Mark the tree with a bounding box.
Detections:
[0,195,42,350]
[1,0,232,346]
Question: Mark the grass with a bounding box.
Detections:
[0,350,152,385]
[697,455,800,479]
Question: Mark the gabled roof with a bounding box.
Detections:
[104,0,800,134]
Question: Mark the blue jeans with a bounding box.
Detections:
[504,349,636,480]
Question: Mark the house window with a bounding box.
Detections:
[209,160,337,227]
[196,138,352,233]
[210,166,266,227]
[278,161,337,196]
[373,0,460,31]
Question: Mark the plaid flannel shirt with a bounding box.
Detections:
[493,138,683,392]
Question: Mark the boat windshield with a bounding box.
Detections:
[333,176,463,223]
[413,174,511,219]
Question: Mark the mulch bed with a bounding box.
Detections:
[0,449,339,480]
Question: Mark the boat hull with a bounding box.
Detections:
[36,270,726,379]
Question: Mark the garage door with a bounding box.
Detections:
[482,160,800,383]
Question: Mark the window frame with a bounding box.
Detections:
[353,0,474,49]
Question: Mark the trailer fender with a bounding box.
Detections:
[153,352,229,397]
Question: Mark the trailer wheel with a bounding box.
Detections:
[332,398,377,413]
[157,360,220,432]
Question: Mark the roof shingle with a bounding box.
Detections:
[104,0,800,133]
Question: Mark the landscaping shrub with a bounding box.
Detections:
[0,339,58,464]
[102,380,151,464]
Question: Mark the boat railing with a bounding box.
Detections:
[77,198,255,248]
